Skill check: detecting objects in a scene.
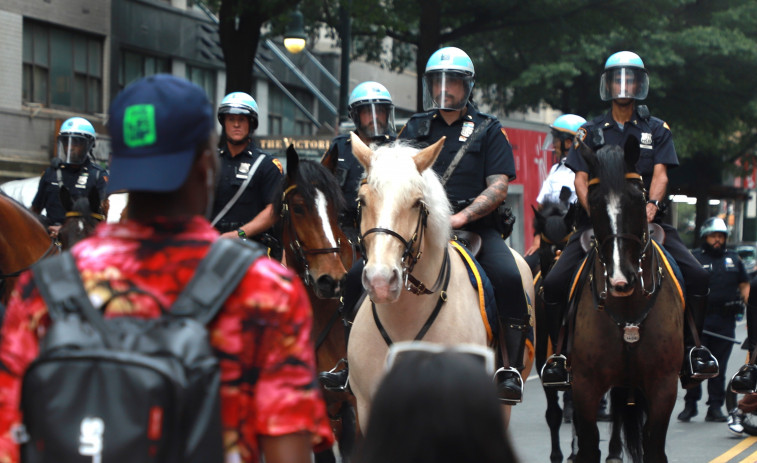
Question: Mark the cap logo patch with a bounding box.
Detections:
[123,104,157,148]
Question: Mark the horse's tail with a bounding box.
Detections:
[610,387,645,463]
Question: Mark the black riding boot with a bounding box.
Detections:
[541,301,571,390]
[731,364,757,394]
[495,317,529,404]
[681,293,718,388]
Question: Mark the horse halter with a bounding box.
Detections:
[358,199,444,295]
[280,184,344,284]
[587,172,658,302]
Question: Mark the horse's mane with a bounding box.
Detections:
[0,190,51,229]
[594,145,627,199]
[273,159,346,216]
[370,140,452,251]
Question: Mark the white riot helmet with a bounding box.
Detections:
[422,47,475,111]
[700,217,728,238]
[57,117,96,166]
[599,51,650,101]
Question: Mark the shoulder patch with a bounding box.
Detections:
[272,158,283,174]
[500,127,510,142]
[662,121,671,131]
[574,127,588,149]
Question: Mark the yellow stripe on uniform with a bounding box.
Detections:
[450,240,493,343]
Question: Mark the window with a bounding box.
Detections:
[120,50,171,90]
[268,88,284,135]
[266,85,314,136]
[23,21,103,113]
[186,65,216,107]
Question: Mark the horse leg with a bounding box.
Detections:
[572,386,602,463]
[544,388,564,463]
[606,388,623,463]
[337,400,357,463]
[642,378,678,463]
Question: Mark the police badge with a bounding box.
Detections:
[640,132,653,149]
[459,121,474,141]
[237,162,250,179]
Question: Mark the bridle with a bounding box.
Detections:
[586,172,661,311]
[64,210,106,222]
[280,184,347,286]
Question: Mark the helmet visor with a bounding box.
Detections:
[600,67,649,101]
[351,102,395,139]
[422,71,474,111]
[57,135,92,165]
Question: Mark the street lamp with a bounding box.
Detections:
[284,8,307,54]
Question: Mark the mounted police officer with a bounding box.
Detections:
[398,46,531,404]
[211,92,283,257]
[678,217,750,422]
[524,114,585,267]
[318,81,397,391]
[31,117,108,237]
[540,51,718,389]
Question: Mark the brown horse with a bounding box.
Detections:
[570,136,683,463]
[58,186,105,250]
[0,193,58,304]
[274,145,357,462]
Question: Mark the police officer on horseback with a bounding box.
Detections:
[398,46,531,404]
[318,81,397,391]
[31,117,108,237]
[211,92,284,257]
[540,51,718,388]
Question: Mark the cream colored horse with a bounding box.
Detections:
[347,134,534,431]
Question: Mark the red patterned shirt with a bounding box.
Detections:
[0,217,333,463]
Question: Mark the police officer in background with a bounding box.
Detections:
[398,46,531,404]
[211,92,283,256]
[31,117,108,237]
[678,217,750,423]
[318,81,397,391]
[541,51,718,389]
[328,81,396,241]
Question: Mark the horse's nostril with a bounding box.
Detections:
[316,275,337,296]
[389,268,400,287]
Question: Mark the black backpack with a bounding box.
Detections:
[18,238,266,463]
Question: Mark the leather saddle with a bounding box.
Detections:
[452,230,482,256]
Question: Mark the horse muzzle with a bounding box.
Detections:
[362,263,402,303]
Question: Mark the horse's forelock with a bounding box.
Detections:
[367,141,450,250]
[595,145,627,199]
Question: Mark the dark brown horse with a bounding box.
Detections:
[274,145,357,463]
[0,192,58,304]
[571,136,683,462]
[532,198,577,463]
[58,186,105,250]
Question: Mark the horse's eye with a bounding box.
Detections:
[293,204,305,215]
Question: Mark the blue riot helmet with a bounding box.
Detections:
[423,47,475,111]
[57,117,96,166]
[218,92,259,132]
[348,82,396,139]
[542,114,587,153]
[599,51,649,101]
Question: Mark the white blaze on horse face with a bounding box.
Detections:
[314,189,337,248]
[606,192,627,286]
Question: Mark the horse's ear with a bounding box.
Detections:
[59,185,73,212]
[351,132,373,170]
[320,146,338,173]
[88,187,101,213]
[414,136,445,173]
[532,205,545,232]
[565,202,577,228]
[624,135,640,173]
[286,144,299,181]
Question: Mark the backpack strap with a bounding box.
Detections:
[33,251,116,347]
[171,238,267,324]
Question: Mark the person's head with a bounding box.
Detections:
[700,216,728,255]
[599,51,649,103]
[348,81,396,140]
[357,343,517,463]
[107,74,217,217]
[423,47,475,112]
[543,114,586,160]
[57,117,96,166]
[217,92,259,146]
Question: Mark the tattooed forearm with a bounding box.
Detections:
[462,175,509,223]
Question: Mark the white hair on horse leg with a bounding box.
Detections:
[78,221,84,232]
[315,189,338,247]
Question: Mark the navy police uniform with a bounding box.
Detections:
[212,142,283,234]
[399,102,529,322]
[685,247,749,409]
[32,159,108,225]
[542,106,709,306]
